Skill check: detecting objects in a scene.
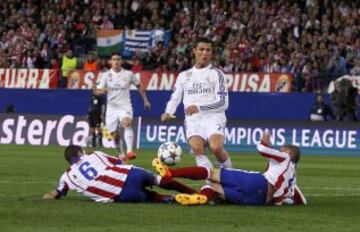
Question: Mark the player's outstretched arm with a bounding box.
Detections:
[43,190,61,200]
[261,130,271,146]
[137,85,151,110]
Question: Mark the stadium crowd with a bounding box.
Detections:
[0,0,359,91]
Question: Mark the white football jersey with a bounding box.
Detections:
[56,151,133,203]
[97,68,139,108]
[165,64,229,118]
[256,143,297,205]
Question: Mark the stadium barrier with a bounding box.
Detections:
[1,114,359,156]
[0,89,345,120]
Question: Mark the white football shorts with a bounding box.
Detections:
[105,106,133,133]
[185,113,226,141]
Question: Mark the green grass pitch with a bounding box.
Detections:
[0,144,359,232]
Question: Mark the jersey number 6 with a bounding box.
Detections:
[79,162,98,180]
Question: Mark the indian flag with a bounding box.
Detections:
[96,30,123,57]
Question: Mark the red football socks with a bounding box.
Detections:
[200,186,216,201]
[159,177,197,194]
[169,166,209,180]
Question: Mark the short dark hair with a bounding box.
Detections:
[110,52,121,59]
[64,145,83,164]
[194,37,212,48]
[283,145,301,163]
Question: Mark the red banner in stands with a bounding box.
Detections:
[67,70,293,92]
[0,69,59,89]
[140,72,293,92]
[67,70,100,89]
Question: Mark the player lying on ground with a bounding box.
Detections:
[152,131,307,206]
[43,145,196,203]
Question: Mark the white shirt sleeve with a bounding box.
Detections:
[256,142,289,162]
[165,74,184,115]
[130,71,140,86]
[198,69,229,112]
[96,71,107,89]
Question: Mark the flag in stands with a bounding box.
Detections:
[123,30,152,53]
[96,30,123,57]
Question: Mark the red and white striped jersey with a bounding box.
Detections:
[256,142,299,205]
[56,151,133,203]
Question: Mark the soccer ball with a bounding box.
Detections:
[157,141,182,166]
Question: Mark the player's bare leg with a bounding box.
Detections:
[121,117,136,160]
[188,136,214,169]
[111,131,125,159]
[209,134,232,168]
[208,183,225,200]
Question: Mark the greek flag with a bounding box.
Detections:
[122,30,172,58]
[124,30,153,52]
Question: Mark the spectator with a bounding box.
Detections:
[331,81,347,121]
[350,58,360,75]
[327,50,347,79]
[310,94,335,121]
[83,52,99,71]
[331,79,358,122]
[60,48,77,88]
[131,57,144,73]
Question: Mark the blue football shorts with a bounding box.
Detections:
[220,168,268,206]
[115,167,156,203]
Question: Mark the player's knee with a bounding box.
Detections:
[121,118,132,128]
[191,145,205,155]
[209,143,224,155]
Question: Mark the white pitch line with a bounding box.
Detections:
[307,193,360,197]
[0,180,57,184]
[1,180,360,193]
[303,187,360,191]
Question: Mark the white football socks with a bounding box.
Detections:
[195,155,214,169]
[124,127,134,153]
[216,153,232,168]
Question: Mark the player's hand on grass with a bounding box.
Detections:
[261,130,271,146]
[185,105,199,116]
[43,190,59,200]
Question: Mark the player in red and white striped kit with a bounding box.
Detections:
[152,131,307,206]
[43,145,196,203]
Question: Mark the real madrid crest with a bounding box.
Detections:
[205,76,211,83]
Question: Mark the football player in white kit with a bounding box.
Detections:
[96,53,151,160]
[161,37,232,169]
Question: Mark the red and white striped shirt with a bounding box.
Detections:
[56,151,132,203]
[256,142,301,205]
